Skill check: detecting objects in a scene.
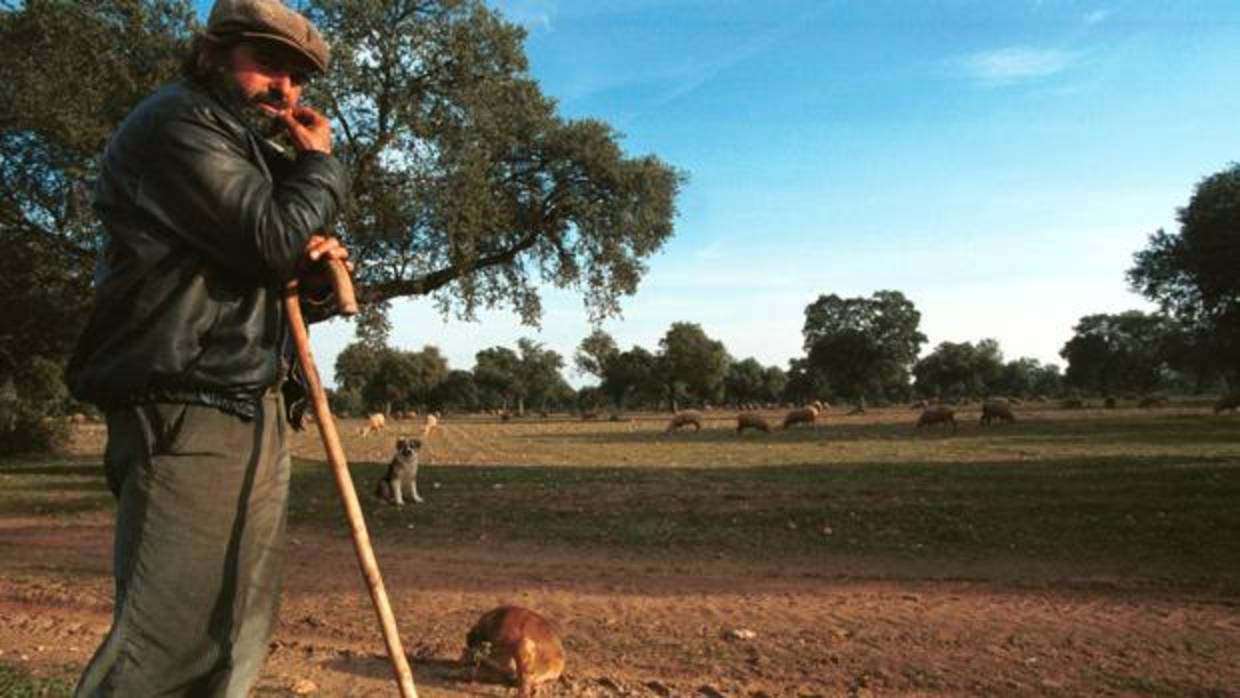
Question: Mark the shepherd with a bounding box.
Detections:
[65,1,355,695]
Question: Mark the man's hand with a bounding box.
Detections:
[294,234,352,290]
[304,234,349,267]
[280,106,332,155]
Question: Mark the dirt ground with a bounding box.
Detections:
[3,510,1238,697]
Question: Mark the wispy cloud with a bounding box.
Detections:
[495,0,556,32]
[646,4,832,111]
[1083,9,1112,26]
[956,47,1077,87]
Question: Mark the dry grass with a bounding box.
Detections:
[297,404,1240,469]
[270,404,1240,587]
[13,403,1240,586]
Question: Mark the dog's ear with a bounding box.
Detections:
[411,438,422,449]
[395,438,407,449]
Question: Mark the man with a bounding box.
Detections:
[66,1,350,695]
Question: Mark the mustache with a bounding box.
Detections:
[251,90,289,111]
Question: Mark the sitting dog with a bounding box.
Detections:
[375,438,423,506]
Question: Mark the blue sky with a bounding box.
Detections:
[201,1,1240,386]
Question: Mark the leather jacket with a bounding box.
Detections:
[67,79,350,422]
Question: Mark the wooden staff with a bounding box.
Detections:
[284,259,418,698]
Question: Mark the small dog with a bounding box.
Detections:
[375,438,423,505]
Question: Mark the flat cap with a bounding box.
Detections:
[205,0,329,73]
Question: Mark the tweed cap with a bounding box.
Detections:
[205,0,329,73]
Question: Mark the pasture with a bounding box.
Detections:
[2,403,1238,696]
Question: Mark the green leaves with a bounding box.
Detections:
[1129,163,1240,380]
[801,291,926,404]
[304,0,684,326]
[0,1,195,378]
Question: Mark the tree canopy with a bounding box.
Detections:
[0,0,195,377]
[656,322,730,410]
[801,290,926,404]
[574,329,619,381]
[600,345,658,410]
[1059,311,1180,396]
[1129,163,1240,382]
[913,339,1004,401]
[303,0,684,325]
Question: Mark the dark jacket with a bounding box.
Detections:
[67,79,349,421]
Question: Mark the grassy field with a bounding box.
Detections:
[304,405,1240,585]
[9,403,1239,585]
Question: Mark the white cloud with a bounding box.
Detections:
[494,0,556,32]
[957,47,1076,87]
[1083,9,1112,26]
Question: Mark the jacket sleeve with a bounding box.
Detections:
[133,106,349,283]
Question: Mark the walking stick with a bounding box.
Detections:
[284,259,419,698]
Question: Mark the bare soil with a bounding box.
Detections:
[3,511,1238,697]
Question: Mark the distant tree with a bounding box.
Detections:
[327,386,363,416]
[992,357,1060,398]
[345,344,447,414]
[601,345,657,410]
[402,345,451,409]
[303,0,684,326]
[1059,311,1180,396]
[432,369,480,413]
[913,339,1004,400]
[782,357,831,405]
[473,346,522,411]
[515,338,566,413]
[657,322,730,411]
[1129,165,1240,387]
[575,385,605,413]
[539,375,577,412]
[761,365,788,404]
[574,329,618,381]
[724,358,767,406]
[361,350,418,414]
[1031,362,1065,398]
[801,291,926,406]
[335,342,386,395]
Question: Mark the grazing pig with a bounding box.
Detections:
[665,410,704,433]
[359,412,386,436]
[737,413,772,434]
[917,405,957,431]
[781,406,818,429]
[980,400,1015,425]
[464,606,565,697]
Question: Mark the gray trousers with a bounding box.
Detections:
[76,392,290,698]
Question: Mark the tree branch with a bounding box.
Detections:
[362,229,544,304]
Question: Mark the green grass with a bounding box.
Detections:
[0,460,111,517]
[9,407,1240,587]
[0,663,74,698]
[291,453,1240,584]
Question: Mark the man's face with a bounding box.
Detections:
[214,40,312,137]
